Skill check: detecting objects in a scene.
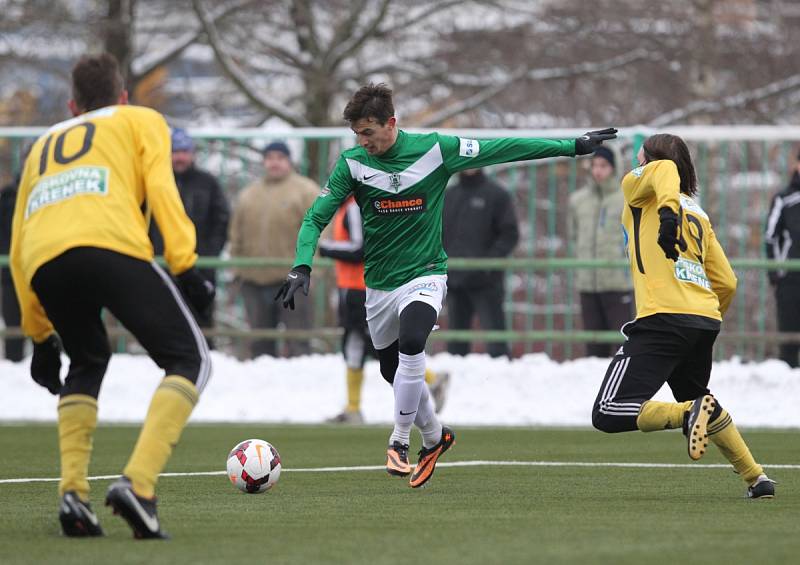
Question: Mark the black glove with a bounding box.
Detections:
[177,267,216,315]
[657,207,688,261]
[768,271,781,287]
[574,128,618,155]
[31,335,62,395]
[274,265,311,310]
[318,245,332,258]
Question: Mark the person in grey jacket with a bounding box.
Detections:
[568,146,633,357]
[442,168,519,357]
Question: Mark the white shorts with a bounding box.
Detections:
[365,275,448,351]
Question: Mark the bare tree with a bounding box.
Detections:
[2,0,800,129]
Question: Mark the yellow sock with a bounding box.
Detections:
[708,409,764,484]
[636,400,693,432]
[57,395,98,501]
[345,367,364,413]
[123,375,198,499]
[424,368,436,386]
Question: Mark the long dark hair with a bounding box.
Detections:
[642,133,698,197]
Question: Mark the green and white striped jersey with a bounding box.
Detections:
[294,130,576,290]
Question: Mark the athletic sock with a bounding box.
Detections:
[636,400,693,432]
[415,385,442,448]
[123,375,198,499]
[708,409,764,484]
[345,367,364,413]
[389,352,426,446]
[57,394,98,501]
[424,368,436,386]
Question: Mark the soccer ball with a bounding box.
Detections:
[226,439,281,494]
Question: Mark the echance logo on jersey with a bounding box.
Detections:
[372,195,426,216]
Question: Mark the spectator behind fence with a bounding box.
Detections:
[442,168,519,357]
[229,141,319,358]
[765,150,800,368]
[0,171,24,361]
[568,146,633,358]
[149,128,229,347]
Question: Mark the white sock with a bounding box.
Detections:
[415,385,442,448]
[389,352,426,446]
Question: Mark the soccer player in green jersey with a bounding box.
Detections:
[276,84,616,487]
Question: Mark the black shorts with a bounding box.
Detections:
[591,314,719,433]
[31,247,210,398]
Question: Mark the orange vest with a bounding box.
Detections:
[332,197,366,290]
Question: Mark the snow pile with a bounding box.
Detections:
[1,353,797,427]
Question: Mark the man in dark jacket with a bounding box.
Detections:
[150,128,230,342]
[0,173,24,361]
[442,168,519,357]
[765,152,800,367]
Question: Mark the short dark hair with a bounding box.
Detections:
[71,53,124,112]
[343,83,394,125]
[642,133,698,197]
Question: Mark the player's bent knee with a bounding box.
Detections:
[398,335,427,355]
[167,354,205,387]
[592,408,633,433]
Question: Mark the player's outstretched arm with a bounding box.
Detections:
[441,128,618,174]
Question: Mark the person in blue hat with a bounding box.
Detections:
[149,127,230,347]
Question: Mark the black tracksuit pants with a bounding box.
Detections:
[446,284,508,357]
[592,314,718,433]
[580,291,634,358]
[775,280,800,368]
[1,273,24,361]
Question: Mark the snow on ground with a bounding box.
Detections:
[1,352,798,427]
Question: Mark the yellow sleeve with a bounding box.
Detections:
[704,227,737,318]
[138,111,197,275]
[623,160,681,213]
[10,156,54,342]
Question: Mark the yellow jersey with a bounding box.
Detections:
[11,104,197,341]
[621,159,736,323]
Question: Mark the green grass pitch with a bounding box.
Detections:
[0,424,797,565]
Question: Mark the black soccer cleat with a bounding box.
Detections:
[409,426,456,489]
[685,394,716,461]
[747,475,776,500]
[59,491,104,537]
[105,477,169,539]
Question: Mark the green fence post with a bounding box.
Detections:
[631,133,645,168]
[717,142,730,360]
[737,142,748,359]
[506,165,519,355]
[566,157,577,359]
[526,163,538,354]
[698,142,709,210]
[546,161,557,357]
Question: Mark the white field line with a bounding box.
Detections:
[1,460,798,485]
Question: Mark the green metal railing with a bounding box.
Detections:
[1,255,798,360]
[2,125,798,360]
